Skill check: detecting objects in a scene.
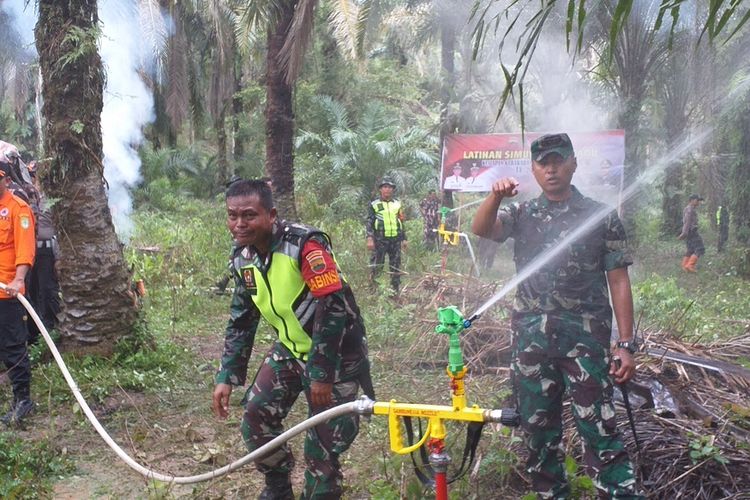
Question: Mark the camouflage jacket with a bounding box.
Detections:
[216,221,367,387]
[496,186,632,320]
[419,197,440,230]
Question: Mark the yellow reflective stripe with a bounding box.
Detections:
[242,253,312,359]
[373,200,401,238]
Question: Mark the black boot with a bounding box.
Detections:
[257,471,293,500]
[1,398,35,427]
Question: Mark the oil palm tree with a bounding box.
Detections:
[233,0,370,218]
[35,0,137,354]
[296,95,436,213]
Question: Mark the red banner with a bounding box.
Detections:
[441,131,625,199]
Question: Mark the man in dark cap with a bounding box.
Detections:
[366,176,407,293]
[678,194,705,272]
[472,133,642,499]
[212,179,371,499]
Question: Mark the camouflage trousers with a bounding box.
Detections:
[512,346,642,498]
[241,343,361,499]
[370,238,402,291]
[423,224,439,248]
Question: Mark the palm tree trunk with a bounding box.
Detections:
[265,0,298,219]
[439,10,456,209]
[216,105,229,187]
[232,67,244,161]
[36,0,137,355]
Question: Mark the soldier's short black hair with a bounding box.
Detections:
[225,179,274,211]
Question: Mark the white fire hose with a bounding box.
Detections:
[0,281,375,484]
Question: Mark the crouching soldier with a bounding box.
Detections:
[212,179,373,499]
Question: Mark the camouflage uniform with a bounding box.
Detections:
[366,197,406,292]
[216,221,371,499]
[419,196,440,247]
[495,186,641,499]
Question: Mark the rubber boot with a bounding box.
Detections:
[258,471,294,500]
[685,254,699,272]
[681,256,690,271]
[1,398,35,427]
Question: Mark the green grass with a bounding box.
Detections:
[9,193,749,498]
[0,431,74,498]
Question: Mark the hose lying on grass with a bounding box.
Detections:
[0,281,372,485]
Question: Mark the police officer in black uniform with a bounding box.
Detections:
[25,162,60,343]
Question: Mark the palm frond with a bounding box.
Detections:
[328,0,362,60]
[295,129,325,149]
[280,0,318,85]
[355,0,383,56]
[165,10,190,131]
[234,0,283,32]
[315,95,351,129]
[330,128,356,146]
[228,1,264,55]
[137,0,168,64]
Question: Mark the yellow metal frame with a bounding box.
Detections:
[373,366,492,455]
[437,222,461,246]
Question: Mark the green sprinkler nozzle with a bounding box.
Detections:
[435,306,467,374]
[439,206,451,223]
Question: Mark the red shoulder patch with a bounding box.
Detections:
[301,240,342,297]
[305,249,327,274]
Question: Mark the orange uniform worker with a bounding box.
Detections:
[0,162,36,426]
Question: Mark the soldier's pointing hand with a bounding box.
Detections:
[491,177,519,199]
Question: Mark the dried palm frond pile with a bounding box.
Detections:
[400,271,513,373]
[400,272,750,498]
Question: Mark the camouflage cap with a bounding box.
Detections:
[379,176,396,188]
[530,133,575,162]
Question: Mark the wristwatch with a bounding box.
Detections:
[615,340,638,354]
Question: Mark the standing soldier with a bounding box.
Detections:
[716,204,729,253]
[678,194,705,272]
[366,177,407,293]
[212,180,372,500]
[472,133,642,499]
[419,189,440,249]
[0,162,36,426]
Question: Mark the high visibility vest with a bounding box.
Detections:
[233,223,332,360]
[371,199,403,238]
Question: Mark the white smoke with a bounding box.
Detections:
[100,0,165,240]
[1,0,37,50]
[457,3,613,133]
[2,0,165,241]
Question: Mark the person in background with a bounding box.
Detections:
[0,162,36,426]
[472,133,642,499]
[366,176,407,294]
[678,194,705,272]
[25,161,60,343]
[212,179,372,500]
[419,189,440,249]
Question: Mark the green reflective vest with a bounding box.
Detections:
[233,224,329,360]
[371,199,403,238]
